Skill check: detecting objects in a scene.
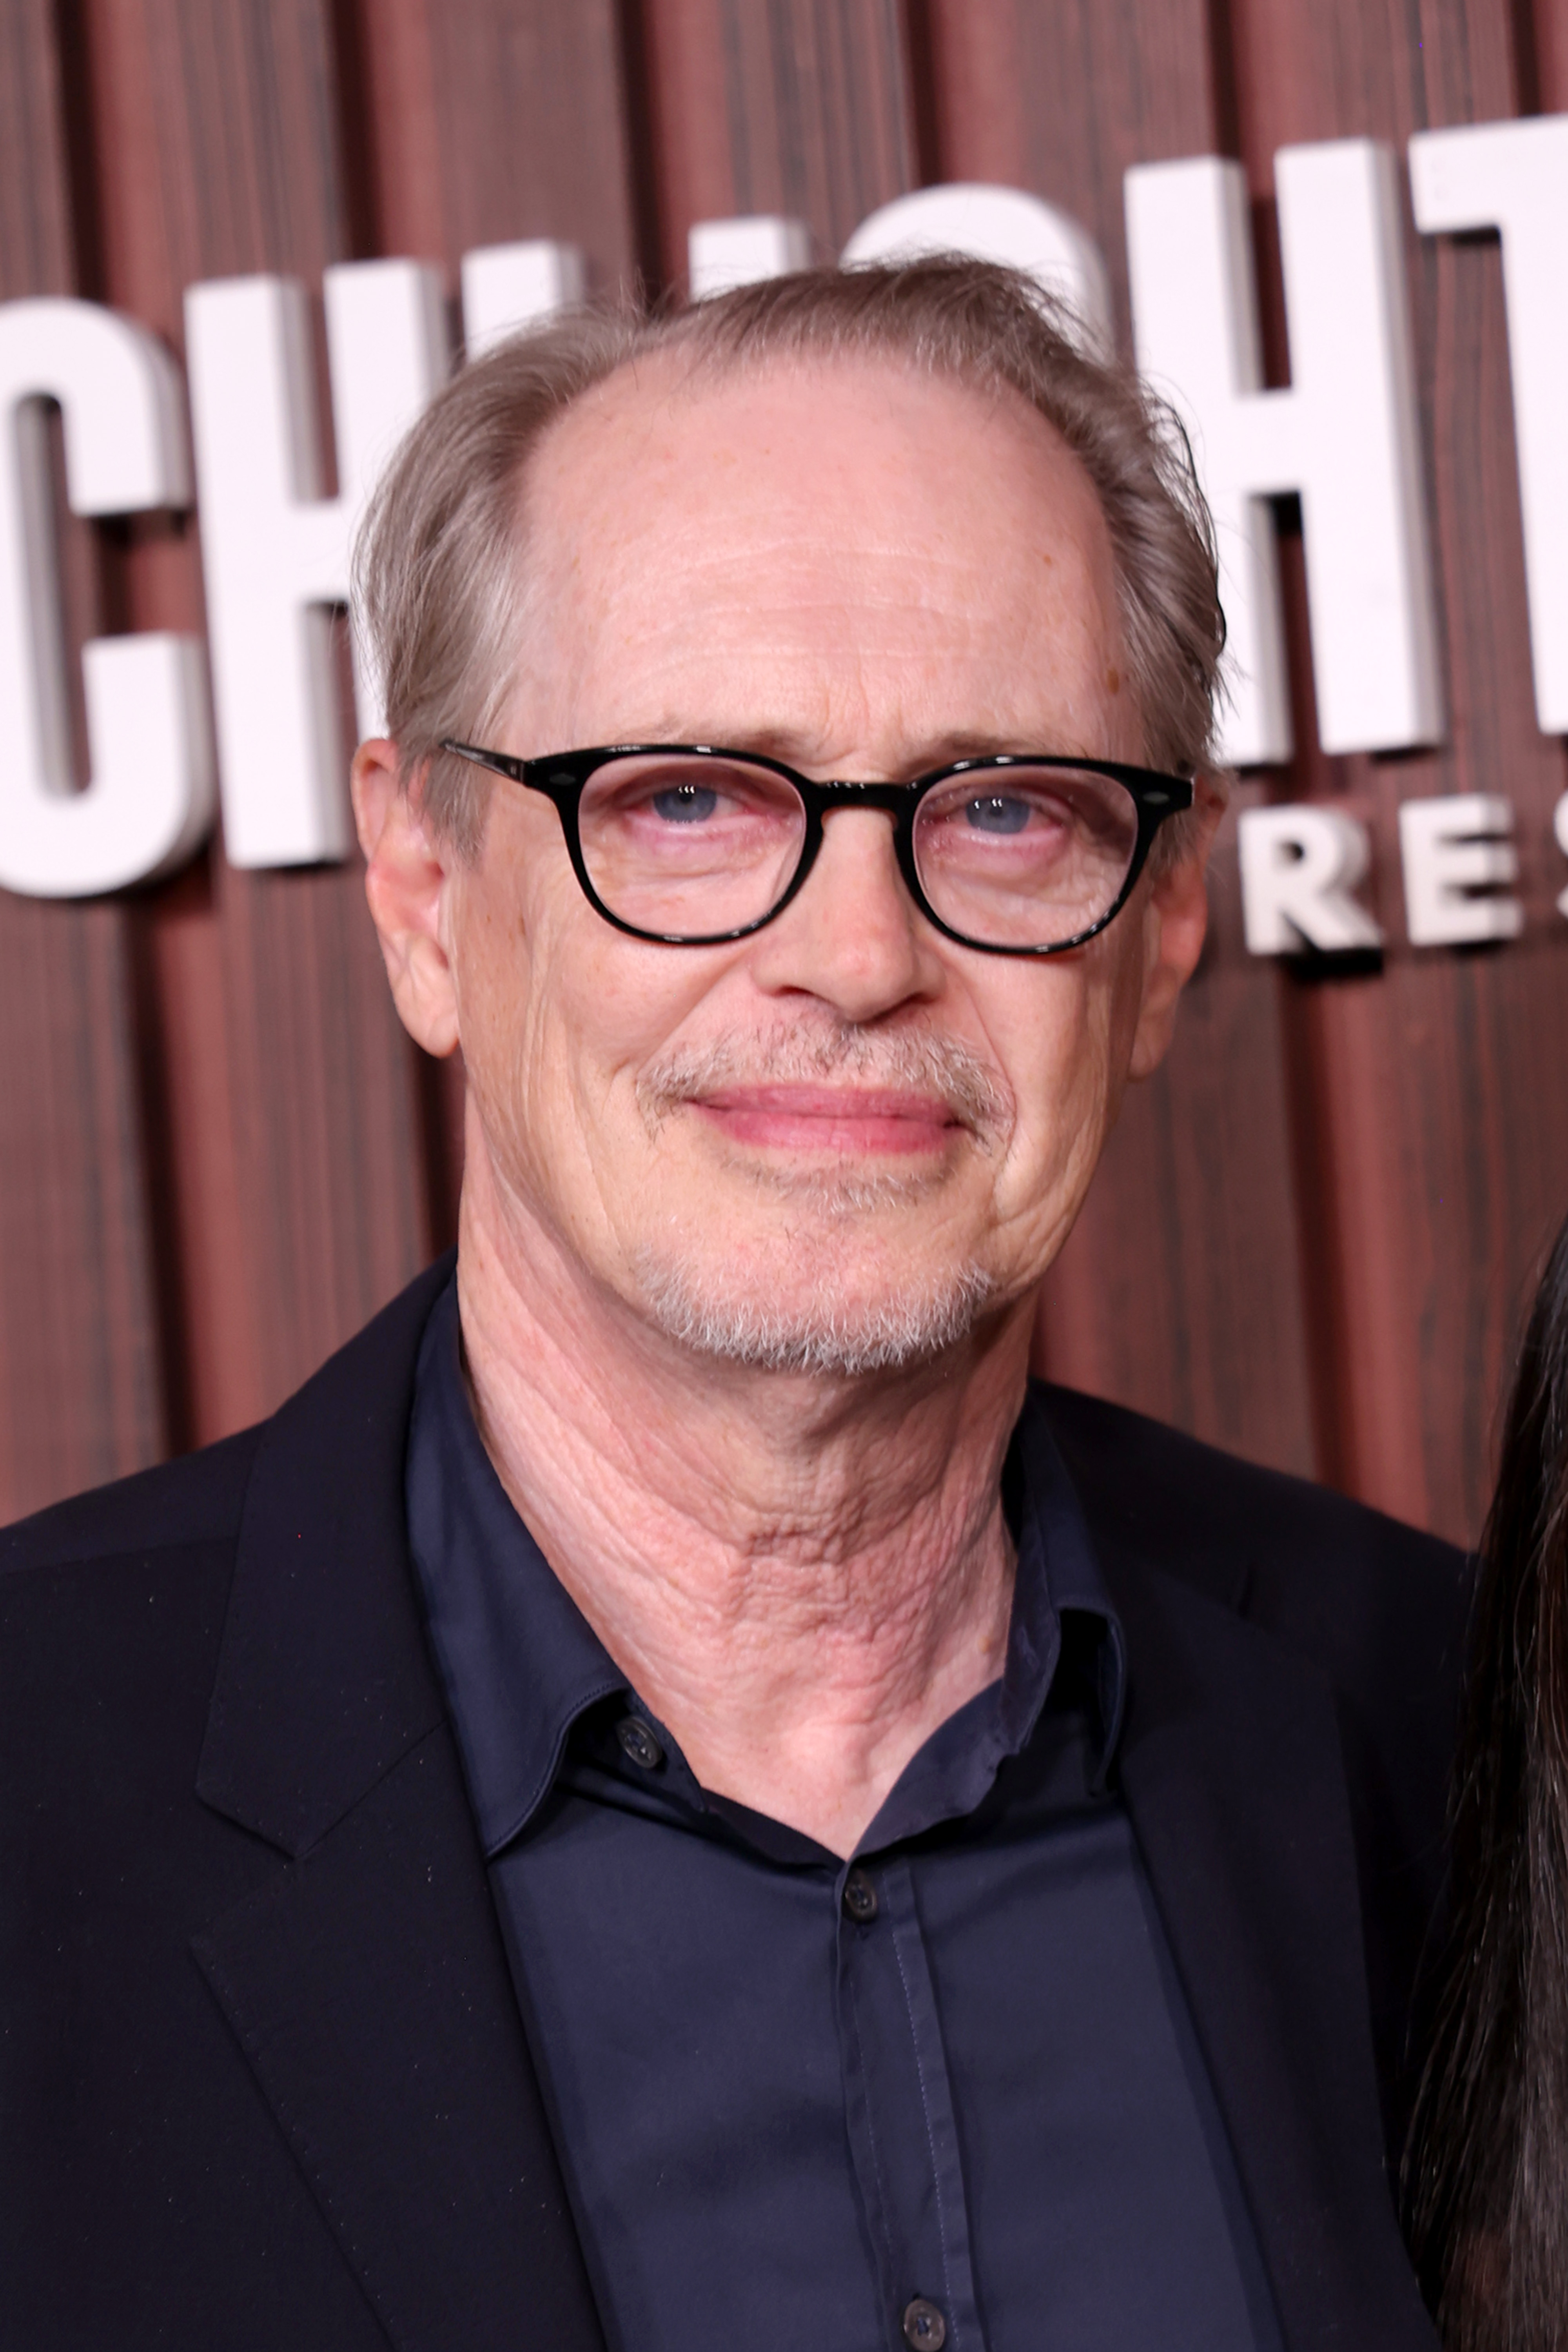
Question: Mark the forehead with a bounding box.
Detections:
[514,347,1129,758]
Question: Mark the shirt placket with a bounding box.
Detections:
[836,1854,987,2352]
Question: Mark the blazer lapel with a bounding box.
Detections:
[194,1721,604,2352]
[193,1259,606,2352]
[1108,1553,1437,2352]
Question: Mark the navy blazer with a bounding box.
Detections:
[0,1255,1464,2352]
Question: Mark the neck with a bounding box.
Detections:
[455,1144,1035,1858]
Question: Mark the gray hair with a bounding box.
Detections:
[354,258,1225,861]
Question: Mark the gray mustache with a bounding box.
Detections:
[636,1024,1013,1147]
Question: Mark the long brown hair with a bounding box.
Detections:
[1406,1215,1568,2348]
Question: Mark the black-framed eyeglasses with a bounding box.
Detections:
[438,741,1194,956]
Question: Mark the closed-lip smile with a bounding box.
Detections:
[691,1084,964,1155]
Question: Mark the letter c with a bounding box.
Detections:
[0,298,214,896]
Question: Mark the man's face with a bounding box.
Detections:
[425,352,1205,1372]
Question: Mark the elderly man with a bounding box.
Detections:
[2,263,1459,2352]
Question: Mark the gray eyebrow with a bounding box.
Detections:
[614,725,1096,771]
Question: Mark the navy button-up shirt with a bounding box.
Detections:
[406,1278,1280,2352]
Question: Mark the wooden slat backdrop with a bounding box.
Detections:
[0,0,1560,1547]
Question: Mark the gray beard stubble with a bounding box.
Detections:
[631,1022,1012,1376]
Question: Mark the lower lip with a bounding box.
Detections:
[691,1088,962,1156]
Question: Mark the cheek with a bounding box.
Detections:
[985,940,1143,1215]
[446,859,582,1178]
[451,861,726,1182]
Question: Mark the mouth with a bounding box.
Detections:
[690,1084,966,1156]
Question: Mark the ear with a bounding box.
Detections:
[350,737,463,1058]
[1126,781,1225,1083]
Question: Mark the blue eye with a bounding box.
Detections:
[651,784,719,823]
[964,794,1030,835]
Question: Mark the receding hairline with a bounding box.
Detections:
[353,258,1225,860]
[524,331,1115,495]
[495,337,1141,749]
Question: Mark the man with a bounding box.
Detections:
[1,262,1461,2351]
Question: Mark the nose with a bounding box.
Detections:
[746,803,945,1023]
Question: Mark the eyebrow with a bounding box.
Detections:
[608,722,1095,768]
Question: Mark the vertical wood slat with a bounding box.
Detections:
[1534,0,1568,105]
[73,0,436,1445]
[1226,0,1567,1539]
[634,0,919,284]
[920,0,1231,330]
[0,0,167,1514]
[923,0,1322,1482]
[341,0,642,294]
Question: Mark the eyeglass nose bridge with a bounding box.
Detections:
[797,777,922,813]
[789,778,927,880]
[768,777,936,949]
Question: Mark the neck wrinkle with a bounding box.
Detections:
[454,1135,1034,1857]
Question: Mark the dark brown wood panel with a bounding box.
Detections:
[0,0,168,1514]
[922,0,1232,336]
[1225,0,1566,1537]
[77,0,436,1443]
[1037,820,1322,1480]
[923,0,1321,1481]
[0,896,166,1509]
[1535,0,1568,105]
[343,0,641,292]
[635,0,918,283]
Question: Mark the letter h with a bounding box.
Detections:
[1125,143,1442,769]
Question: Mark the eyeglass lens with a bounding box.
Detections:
[577,753,1141,947]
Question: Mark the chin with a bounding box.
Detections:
[628,1240,998,1378]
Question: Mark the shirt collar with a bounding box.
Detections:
[405,1279,622,1854]
[405,1274,1125,1860]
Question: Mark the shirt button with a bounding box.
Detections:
[615,1717,664,1771]
[842,1867,878,1923]
[902,2298,947,2348]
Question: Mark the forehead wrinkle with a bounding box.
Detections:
[509,347,1131,761]
[530,538,1116,701]
[526,356,1116,607]
[534,508,1031,644]
[517,593,1116,767]
[533,430,1111,577]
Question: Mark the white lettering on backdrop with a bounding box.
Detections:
[1410,118,1568,737]
[688,217,813,299]
[1237,806,1384,955]
[1125,142,1442,768]
[0,123,1561,943]
[1399,793,1524,947]
[461,241,585,357]
[185,262,447,867]
[838,182,1113,354]
[0,299,213,895]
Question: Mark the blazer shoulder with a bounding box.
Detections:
[1036,1379,1471,1697]
[0,1423,263,1578]
[0,1252,457,1587]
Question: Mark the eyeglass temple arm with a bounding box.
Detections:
[438,739,529,783]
